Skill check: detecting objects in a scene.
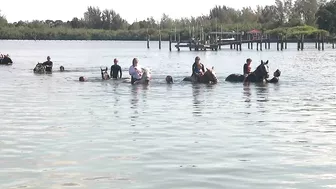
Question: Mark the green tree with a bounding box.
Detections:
[316,0,336,33]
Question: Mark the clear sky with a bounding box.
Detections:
[1,0,274,23]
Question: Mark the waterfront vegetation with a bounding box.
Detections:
[0,0,335,40]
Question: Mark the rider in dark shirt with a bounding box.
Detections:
[192,56,205,77]
[110,58,122,79]
[42,56,53,72]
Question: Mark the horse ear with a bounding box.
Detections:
[206,68,209,71]
[212,66,214,70]
[261,60,264,64]
[265,60,269,64]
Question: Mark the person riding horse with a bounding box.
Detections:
[192,56,205,82]
[129,58,143,84]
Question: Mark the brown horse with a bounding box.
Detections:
[183,67,218,84]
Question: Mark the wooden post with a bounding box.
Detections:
[178,33,181,43]
[322,35,325,51]
[240,34,242,51]
[147,35,150,49]
[300,34,304,50]
[248,34,250,49]
[268,37,271,49]
[260,35,263,51]
[315,35,318,49]
[230,43,233,49]
[332,39,335,49]
[277,35,280,51]
[264,34,267,49]
[159,31,162,50]
[257,42,259,51]
[219,35,222,50]
[297,36,300,51]
[251,42,253,50]
[318,34,321,51]
[169,34,172,52]
[285,35,287,49]
[281,36,284,51]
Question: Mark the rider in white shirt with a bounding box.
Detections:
[129,58,142,84]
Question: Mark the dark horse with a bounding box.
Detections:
[0,56,13,65]
[183,67,218,84]
[225,60,270,83]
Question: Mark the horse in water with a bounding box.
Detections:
[132,68,152,85]
[33,63,48,74]
[0,56,13,65]
[100,67,110,80]
[225,60,270,83]
[183,67,218,84]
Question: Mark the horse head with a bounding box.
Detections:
[100,67,109,80]
[33,63,45,73]
[254,60,270,80]
[203,66,218,83]
[141,68,152,84]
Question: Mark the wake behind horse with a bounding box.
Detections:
[183,67,218,84]
[225,60,270,83]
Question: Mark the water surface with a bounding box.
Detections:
[1,40,336,189]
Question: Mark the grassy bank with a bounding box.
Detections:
[0,25,331,41]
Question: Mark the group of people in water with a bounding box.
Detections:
[31,55,279,84]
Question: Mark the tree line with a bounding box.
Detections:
[0,0,336,40]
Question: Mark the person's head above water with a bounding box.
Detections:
[274,69,281,77]
[79,76,87,82]
[114,58,118,65]
[47,56,51,61]
[166,75,173,84]
[60,66,64,72]
[246,58,252,65]
[132,58,138,67]
[195,56,200,63]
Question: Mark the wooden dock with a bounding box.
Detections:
[145,29,334,51]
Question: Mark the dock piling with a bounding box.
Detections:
[159,33,161,50]
[285,35,287,49]
[169,35,172,52]
[300,34,304,50]
[147,35,150,49]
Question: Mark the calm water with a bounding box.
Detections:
[1,40,336,189]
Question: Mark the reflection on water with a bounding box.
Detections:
[130,85,140,124]
[113,83,121,117]
[243,82,252,105]
[129,84,149,126]
[255,83,269,102]
[192,84,202,116]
